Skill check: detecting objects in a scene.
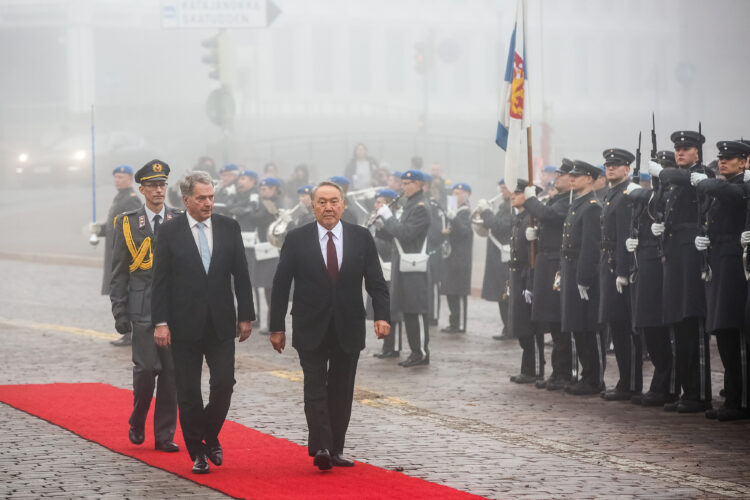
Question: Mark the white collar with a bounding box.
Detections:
[145,204,166,223]
[317,221,343,241]
[186,211,212,229]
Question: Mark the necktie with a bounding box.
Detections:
[326,231,338,282]
[197,222,211,273]
[152,214,161,237]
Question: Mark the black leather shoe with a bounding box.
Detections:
[677,400,713,413]
[716,407,750,421]
[663,400,679,412]
[111,332,132,346]
[374,351,400,359]
[206,445,223,465]
[401,356,429,368]
[546,378,570,391]
[705,407,718,420]
[630,393,644,405]
[566,380,604,396]
[192,454,210,474]
[641,391,678,407]
[398,355,417,367]
[313,449,332,471]
[128,426,145,445]
[441,325,460,333]
[155,440,179,452]
[510,374,539,384]
[492,334,514,341]
[331,453,355,467]
[535,379,548,389]
[601,389,637,401]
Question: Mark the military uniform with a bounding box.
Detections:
[560,162,606,395]
[214,164,239,211]
[426,195,448,327]
[654,130,713,412]
[598,149,642,400]
[441,183,473,333]
[508,181,544,383]
[523,160,573,388]
[480,190,513,338]
[98,165,142,295]
[110,160,178,449]
[377,171,431,366]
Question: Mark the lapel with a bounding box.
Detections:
[310,223,328,277]
[207,214,221,273]
[339,221,354,275]
[177,213,207,276]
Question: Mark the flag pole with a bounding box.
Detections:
[526,125,535,268]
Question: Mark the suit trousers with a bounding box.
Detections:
[574,331,606,388]
[130,322,177,442]
[673,317,712,402]
[715,329,749,410]
[446,295,468,331]
[518,331,545,378]
[642,326,676,396]
[609,321,643,393]
[548,322,572,381]
[171,319,236,460]
[403,313,430,359]
[297,321,360,457]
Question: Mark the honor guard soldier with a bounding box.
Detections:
[508,180,545,383]
[440,183,473,333]
[625,158,678,407]
[597,148,643,401]
[214,164,239,208]
[110,159,179,452]
[287,184,317,231]
[422,173,449,326]
[647,130,714,413]
[371,189,405,358]
[523,159,574,390]
[561,161,606,396]
[692,140,750,420]
[376,170,432,367]
[330,176,360,225]
[476,180,513,339]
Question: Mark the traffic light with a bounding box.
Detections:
[414,40,434,75]
[201,31,232,85]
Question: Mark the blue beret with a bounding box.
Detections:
[297,184,314,195]
[113,165,133,175]
[639,172,652,181]
[598,164,606,172]
[422,172,433,182]
[401,170,425,181]
[391,170,402,178]
[376,188,399,199]
[452,183,472,193]
[239,169,258,178]
[260,176,280,187]
[498,178,505,185]
[543,165,557,173]
[329,175,350,186]
[220,164,239,173]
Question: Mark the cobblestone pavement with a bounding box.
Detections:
[1,258,749,499]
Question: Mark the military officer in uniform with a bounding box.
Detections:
[476,180,513,340]
[597,148,643,401]
[692,140,750,420]
[647,130,714,413]
[287,184,317,231]
[440,183,473,333]
[561,161,606,396]
[90,165,143,346]
[423,173,448,327]
[508,180,545,383]
[110,159,179,452]
[330,176,361,225]
[376,170,432,367]
[523,159,574,390]
[214,164,239,208]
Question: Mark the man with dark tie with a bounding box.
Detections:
[269,181,391,471]
[151,170,255,474]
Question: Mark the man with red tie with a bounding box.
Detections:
[269,181,391,470]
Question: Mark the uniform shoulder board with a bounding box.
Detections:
[417,202,425,206]
[122,208,140,216]
[129,192,137,197]
[590,199,598,204]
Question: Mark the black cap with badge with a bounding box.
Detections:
[602,148,635,166]
[716,140,750,159]
[557,158,574,174]
[135,159,170,184]
[569,160,602,179]
[670,130,705,149]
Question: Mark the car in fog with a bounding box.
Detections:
[13,131,157,187]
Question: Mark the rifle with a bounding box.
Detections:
[696,121,712,281]
[650,114,666,261]
[629,132,643,282]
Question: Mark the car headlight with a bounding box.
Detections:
[18,153,28,163]
[74,150,86,160]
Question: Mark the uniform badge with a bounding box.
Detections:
[138,215,146,229]
[153,163,163,172]
[166,213,173,221]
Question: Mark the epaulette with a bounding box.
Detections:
[590,199,598,204]
[417,202,425,206]
[129,192,137,197]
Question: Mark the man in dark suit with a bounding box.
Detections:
[110,160,180,453]
[151,170,255,474]
[269,181,390,471]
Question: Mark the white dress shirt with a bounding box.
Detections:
[144,205,166,232]
[317,221,343,270]
[186,211,214,256]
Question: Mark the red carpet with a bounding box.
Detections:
[0,383,485,499]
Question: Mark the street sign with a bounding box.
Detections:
[161,0,281,29]
[206,87,236,128]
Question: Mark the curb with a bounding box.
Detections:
[0,251,102,268]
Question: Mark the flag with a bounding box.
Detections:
[495,0,530,189]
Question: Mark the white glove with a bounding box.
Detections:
[88,222,101,235]
[525,226,539,241]
[694,235,710,251]
[475,198,491,212]
[741,231,750,247]
[523,186,537,199]
[249,193,259,203]
[522,289,533,304]
[625,182,642,194]
[578,285,590,301]
[744,170,750,182]
[690,172,708,186]
[446,209,457,220]
[625,237,639,253]
[374,219,384,230]
[377,205,393,220]
[651,222,665,236]
[647,160,663,177]
[615,276,629,294]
